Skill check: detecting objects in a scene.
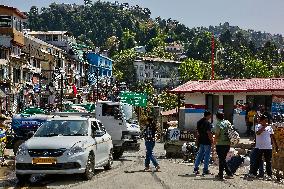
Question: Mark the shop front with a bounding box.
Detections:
[172,78,284,134]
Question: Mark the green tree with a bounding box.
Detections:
[120,29,136,50]
[158,91,178,111]
[112,49,137,84]
[243,58,272,78]
[273,62,284,77]
[179,58,207,82]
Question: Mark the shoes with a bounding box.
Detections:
[245,174,257,179]
[215,175,226,181]
[155,165,160,171]
[144,167,150,171]
[202,170,211,176]
[224,175,234,179]
[264,176,273,181]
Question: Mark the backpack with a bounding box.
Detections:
[222,120,240,146]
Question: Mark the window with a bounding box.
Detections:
[53,35,58,41]
[0,16,12,28]
[0,49,8,59]
[46,35,52,41]
[98,122,106,132]
[102,103,120,117]
[139,65,144,70]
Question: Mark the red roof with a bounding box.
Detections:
[171,78,284,93]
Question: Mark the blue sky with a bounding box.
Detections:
[0,0,283,34]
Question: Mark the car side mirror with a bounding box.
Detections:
[94,130,105,137]
[27,131,34,139]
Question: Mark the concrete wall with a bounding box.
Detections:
[0,35,12,47]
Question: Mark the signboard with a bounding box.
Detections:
[169,128,180,141]
[119,92,147,107]
[272,95,284,116]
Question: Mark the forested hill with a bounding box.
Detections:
[28,1,283,51]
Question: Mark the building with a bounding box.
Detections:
[27,30,88,89]
[171,78,284,134]
[165,43,184,54]
[0,5,27,113]
[86,52,113,82]
[134,46,146,53]
[134,57,181,89]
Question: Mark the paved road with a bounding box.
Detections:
[1,141,284,189]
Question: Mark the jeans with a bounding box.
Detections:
[145,141,158,167]
[194,144,211,173]
[249,148,264,176]
[216,145,232,178]
[251,149,272,176]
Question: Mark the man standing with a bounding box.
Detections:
[249,114,278,180]
[193,110,213,175]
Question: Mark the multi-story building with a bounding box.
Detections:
[134,57,181,89]
[0,5,27,113]
[27,30,87,89]
[86,52,113,84]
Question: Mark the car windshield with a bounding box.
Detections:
[34,120,88,137]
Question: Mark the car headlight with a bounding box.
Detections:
[67,142,85,156]
[17,145,28,156]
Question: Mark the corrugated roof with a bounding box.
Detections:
[171,78,284,93]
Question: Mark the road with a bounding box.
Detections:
[1,141,284,189]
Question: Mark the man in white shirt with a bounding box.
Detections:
[249,114,278,180]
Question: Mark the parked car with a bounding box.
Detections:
[15,115,113,182]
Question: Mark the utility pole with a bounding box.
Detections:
[96,67,99,102]
[211,33,215,80]
[60,73,63,111]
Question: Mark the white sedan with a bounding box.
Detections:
[15,116,113,182]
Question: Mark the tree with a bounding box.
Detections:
[179,58,207,82]
[112,49,137,84]
[158,91,178,111]
[273,62,284,77]
[243,58,272,78]
[120,29,136,50]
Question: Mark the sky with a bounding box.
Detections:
[0,0,283,35]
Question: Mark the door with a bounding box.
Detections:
[91,121,104,165]
[223,95,234,123]
[97,121,110,162]
[206,94,219,122]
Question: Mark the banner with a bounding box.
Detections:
[272,95,284,116]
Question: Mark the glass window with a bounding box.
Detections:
[53,35,58,41]
[34,120,89,137]
[46,35,52,41]
[0,16,12,28]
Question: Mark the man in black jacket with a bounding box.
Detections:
[193,110,213,175]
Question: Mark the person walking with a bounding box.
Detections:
[143,117,160,171]
[248,114,278,180]
[214,112,233,181]
[193,110,213,175]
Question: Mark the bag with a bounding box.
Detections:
[222,120,240,145]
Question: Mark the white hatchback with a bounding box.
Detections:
[15,116,113,182]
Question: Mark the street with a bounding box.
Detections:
[0,141,283,189]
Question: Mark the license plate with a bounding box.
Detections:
[32,157,57,164]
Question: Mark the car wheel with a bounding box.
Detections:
[16,174,31,183]
[82,153,95,180]
[113,148,124,160]
[104,151,113,170]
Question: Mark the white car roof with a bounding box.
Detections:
[48,116,100,122]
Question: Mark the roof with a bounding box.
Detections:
[171,78,284,93]
[27,31,69,35]
[0,5,27,19]
[136,57,181,64]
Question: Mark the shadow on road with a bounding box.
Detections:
[124,170,145,173]
[178,174,198,178]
